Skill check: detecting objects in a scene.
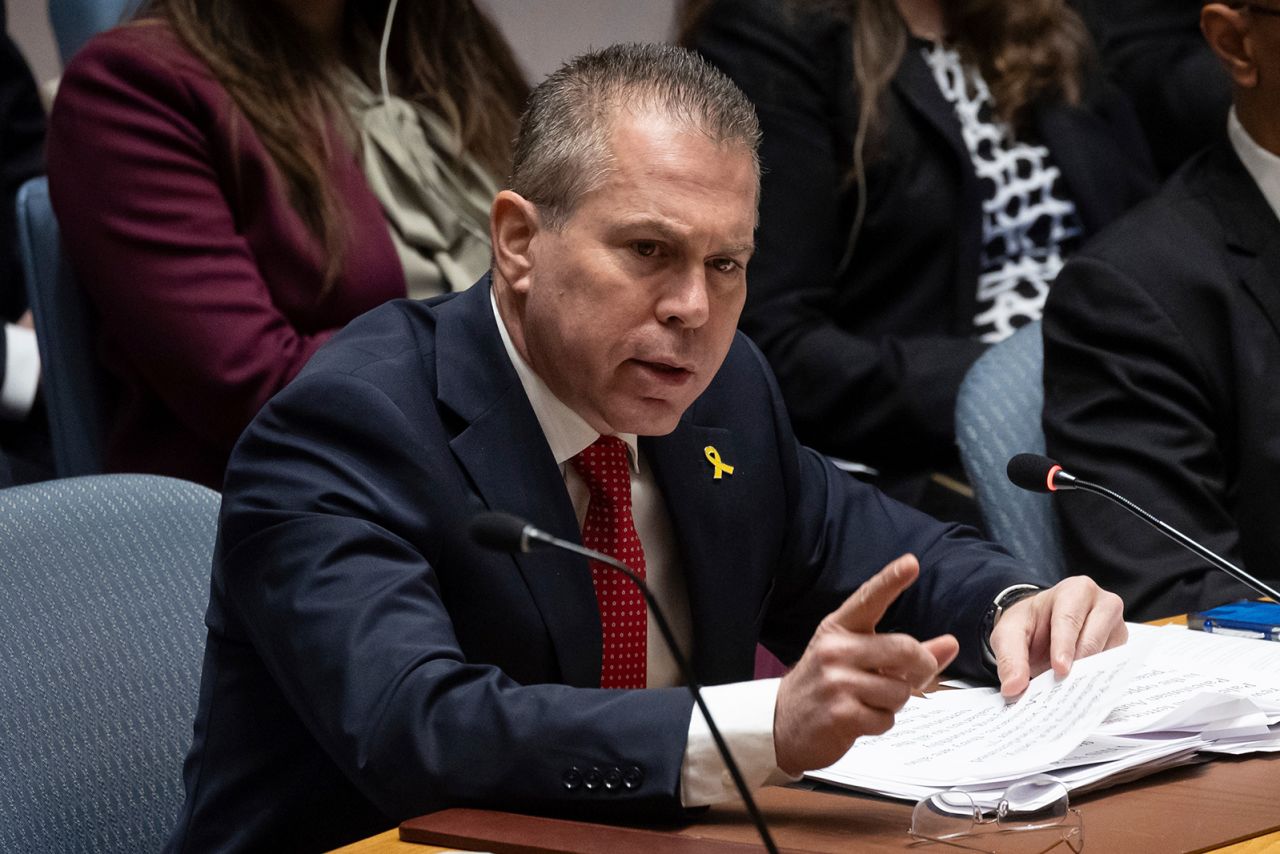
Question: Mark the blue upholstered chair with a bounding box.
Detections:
[16,176,110,477]
[48,0,143,65]
[955,320,1065,584]
[0,475,219,853]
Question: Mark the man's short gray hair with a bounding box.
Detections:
[509,42,762,229]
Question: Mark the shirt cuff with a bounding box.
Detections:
[679,677,799,807]
[1,324,40,420]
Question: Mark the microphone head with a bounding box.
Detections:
[1007,453,1063,493]
[469,512,531,553]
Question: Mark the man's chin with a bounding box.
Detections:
[607,399,688,437]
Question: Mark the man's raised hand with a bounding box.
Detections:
[772,554,958,775]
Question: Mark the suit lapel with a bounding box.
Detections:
[1036,101,1137,235]
[891,48,982,327]
[1038,103,1105,232]
[1232,235,1280,346]
[1203,144,1280,345]
[644,420,754,684]
[891,47,969,172]
[436,280,602,687]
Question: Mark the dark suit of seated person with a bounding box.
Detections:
[1044,4,1280,621]
[166,43,1127,853]
[0,12,49,486]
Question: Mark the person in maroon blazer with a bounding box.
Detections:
[46,0,527,489]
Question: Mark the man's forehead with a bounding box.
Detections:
[604,112,757,190]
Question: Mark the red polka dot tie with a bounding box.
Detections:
[569,436,648,689]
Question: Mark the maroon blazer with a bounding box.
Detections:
[47,22,406,489]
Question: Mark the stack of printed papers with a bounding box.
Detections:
[808,622,1280,807]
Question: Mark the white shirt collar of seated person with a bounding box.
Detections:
[1229,106,1280,225]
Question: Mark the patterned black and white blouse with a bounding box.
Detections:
[922,43,1084,343]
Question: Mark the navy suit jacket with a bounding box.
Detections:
[167,279,1031,852]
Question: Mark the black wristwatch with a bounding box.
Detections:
[981,583,1042,665]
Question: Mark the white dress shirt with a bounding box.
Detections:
[1229,107,1280,224]
[490,290,792,806]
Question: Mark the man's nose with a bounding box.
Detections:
[658,266,710,328]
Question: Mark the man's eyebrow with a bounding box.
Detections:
[611,217,755,256]
[611,216,686,242]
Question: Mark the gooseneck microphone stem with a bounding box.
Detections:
[1006,453,1280,603]
[1068,475,1280,603]
[472,513,779,854]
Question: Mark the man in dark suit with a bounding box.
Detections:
[1044,3,1280,621]
[0,10,47,486]
[167,44,1126,852]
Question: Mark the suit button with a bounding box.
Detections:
[583,767,604,791]
[622,765,644,790]
[562,767,583,791]
[603,767,623,791]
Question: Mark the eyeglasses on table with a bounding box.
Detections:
[908,774,1084,853]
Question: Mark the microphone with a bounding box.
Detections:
[1006,453,1280,602]
[469,511,779,854]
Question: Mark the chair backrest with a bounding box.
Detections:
[955,320,1064,584]
[16,176,110,477]
[48,0,143,65]
[0,474,219,854]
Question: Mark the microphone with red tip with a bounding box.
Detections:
[1007,453,1280,601]
[469,511,779,854]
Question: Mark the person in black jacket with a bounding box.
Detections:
[1073,0,1231,176]
[0,6,48,486]
[685,0,1155,519]
[1043,1,1280,621]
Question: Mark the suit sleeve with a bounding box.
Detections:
[216,361,694,822]
[46,30,338,454]
[733,338,1029,682]
[1043,254,1252,619]
[691,0,986,465]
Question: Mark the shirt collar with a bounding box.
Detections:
[1228,107,1280,225]
[490,288,640,470]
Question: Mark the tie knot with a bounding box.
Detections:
[570,436,632,508]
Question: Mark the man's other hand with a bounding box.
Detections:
[990,576,1127,698]
[772,554,958,776]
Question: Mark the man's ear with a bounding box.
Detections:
[491,190,541,294]
[1202,3,1258,88]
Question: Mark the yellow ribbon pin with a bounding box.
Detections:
[704,445,735,479]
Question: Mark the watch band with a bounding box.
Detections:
[982,583,1043,666]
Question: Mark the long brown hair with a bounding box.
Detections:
[138,0,529,293]
[682,0,1088,147]
[680,0,1089,264]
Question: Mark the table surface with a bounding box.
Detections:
[332,617,1280,854]
[335,831,1280,854]
[332,753,1280,854]
[331,830,1280,854]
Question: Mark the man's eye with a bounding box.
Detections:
[633,241,659,257]
[710,257,739,274]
